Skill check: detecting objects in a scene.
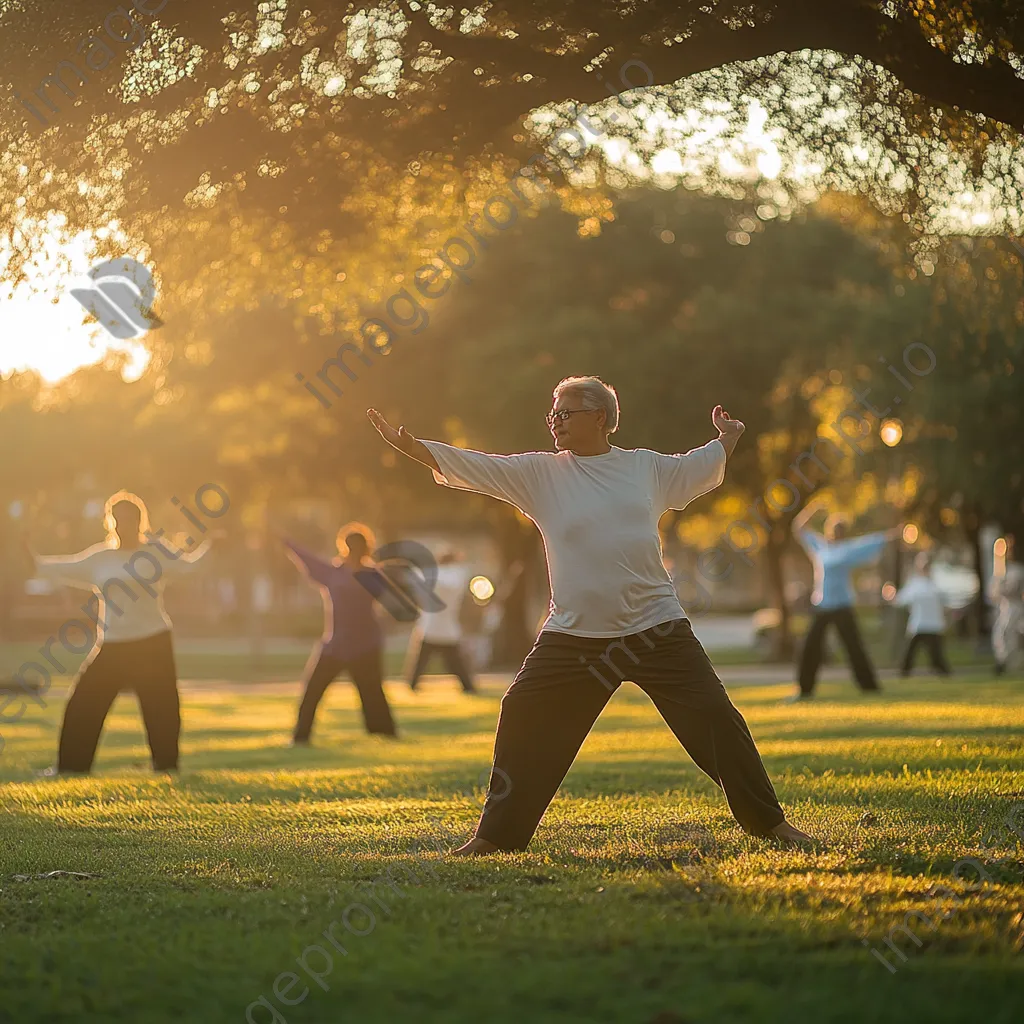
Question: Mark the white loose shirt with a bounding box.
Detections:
[421,439,727,638]
[418,563,470,643]
[894,574,946,635]
[33,541,210,643]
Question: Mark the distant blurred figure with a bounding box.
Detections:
[991,534,1024,677]
[791,496,898,701]
[27,492,213,775]
[893,553,952,677]
[407,550,477,694]
[283,523,397,744]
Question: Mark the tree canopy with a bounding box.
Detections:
[3,0,1024,296]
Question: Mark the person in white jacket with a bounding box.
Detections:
[991,534,1024,676]
[894,553,952,677]
[27,492,213,775]
[407,550,477,693]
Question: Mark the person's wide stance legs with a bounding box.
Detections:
[57,645,121,773]
[294,649,342,743]
[407,637,432,691]
[924,634,952,676]
[442,643,477,693]
[349,651,397,736]
[797,612,830,696]
[634,620,785,837]
[474,634,615,851]
[132,631,181,770]
[900,634,923,677]
[833,607,880,691]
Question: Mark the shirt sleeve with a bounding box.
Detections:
[651,439,727,511]
[32,546,105,590]
[420,441,550,515]
[794,528,826,560]
[284,540,335,586]
[834,532,889,567]
[157,539,213,576]
[894,577,920,607]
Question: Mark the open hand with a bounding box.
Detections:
[712,404,745,439]
[367,408,415,452]
[366,409,441,473]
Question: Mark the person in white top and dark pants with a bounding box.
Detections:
[27,492,213,775]
[368,375,813,853]
[893,553,952,677]
[407,551,477,693]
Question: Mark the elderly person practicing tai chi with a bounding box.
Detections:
[367,376,813,854]
[25,492,215,776]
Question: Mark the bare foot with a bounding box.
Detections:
[450,836,500,857]
[769,820,818,848]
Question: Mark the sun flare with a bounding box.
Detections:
[0,214,150,384]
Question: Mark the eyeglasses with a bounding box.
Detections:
[545,409,593,427]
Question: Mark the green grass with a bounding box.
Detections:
[1,673,1023,1023]
[0,626,992,682]
[0,641,411,683]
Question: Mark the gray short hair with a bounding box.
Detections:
[552,376,620,433]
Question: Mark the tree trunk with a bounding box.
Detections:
[965,504,988,638]
[489,509,539,670]
[765,529,794,662]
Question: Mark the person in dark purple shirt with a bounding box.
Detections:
[283,523,397,743]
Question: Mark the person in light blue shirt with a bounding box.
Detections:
[791,497,898,700]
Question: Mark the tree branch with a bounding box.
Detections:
[821,1,1024,130]
[409,0,1024,155]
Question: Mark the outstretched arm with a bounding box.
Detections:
[177,537,214,566]
[30,544,104,589]
[367,409,440,473]
[282,539,334,587]
[370,410,549,512]
[837,531,894,566]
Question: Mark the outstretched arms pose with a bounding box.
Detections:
[368,405,745,464]
[791,495,900,555]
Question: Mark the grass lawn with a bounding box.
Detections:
[1,672,1023,1023]
[0,641,411,684]
[0,624,993,683]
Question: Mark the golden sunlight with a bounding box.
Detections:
[0,215,150,384]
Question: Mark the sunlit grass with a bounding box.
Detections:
[1,674,1022,1023]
